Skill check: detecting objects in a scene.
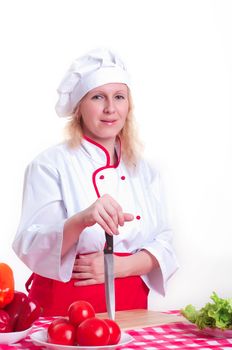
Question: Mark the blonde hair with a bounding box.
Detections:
[64,91,143,167]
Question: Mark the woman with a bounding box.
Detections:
[12,48,178,316]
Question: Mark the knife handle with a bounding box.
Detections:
[104,232,113,254]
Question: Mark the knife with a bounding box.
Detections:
[104,231,115,320]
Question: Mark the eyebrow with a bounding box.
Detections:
[90,90,128,95]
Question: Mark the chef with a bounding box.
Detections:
[12,48,179,316]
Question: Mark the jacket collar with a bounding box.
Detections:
[81,136,121,167]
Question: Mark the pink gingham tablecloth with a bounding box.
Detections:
[1,314,232,350]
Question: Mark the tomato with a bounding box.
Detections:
[0,310,11,333]
[47,319,75,345]
[76,317,110,346]
[103,318,121,345]
[68,300,95,327]
[48,317,69,327]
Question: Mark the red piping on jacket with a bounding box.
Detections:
[83,136,121,198]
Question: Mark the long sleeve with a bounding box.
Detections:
[138,164,179,296]
[12,160,77,281]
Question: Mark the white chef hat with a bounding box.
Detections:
[55,48,131,117]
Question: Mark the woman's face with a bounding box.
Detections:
[77,83,129,145]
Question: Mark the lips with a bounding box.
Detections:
[100,119,117,125]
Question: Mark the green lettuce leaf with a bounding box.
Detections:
[181,292,232,330]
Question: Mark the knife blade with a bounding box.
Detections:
[104,231,115,320]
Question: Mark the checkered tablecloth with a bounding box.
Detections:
[126,323,232,349]
[1,314,232,350]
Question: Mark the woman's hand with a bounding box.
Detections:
[72,252,104,286]
[80,194,133,235]
[72,250,159,286]
[62,194,133,257]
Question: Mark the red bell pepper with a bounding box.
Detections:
[0,262,14,308]
[4,291,42,331]
[14,296,42,331]
[0,310,11,333]
[4,291,28,331]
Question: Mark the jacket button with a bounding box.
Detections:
[136,215,141,220]
[121,176,126,180]
[99,175,104,180]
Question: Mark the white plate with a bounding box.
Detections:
[0,326,33,344]
[30,329,134,350]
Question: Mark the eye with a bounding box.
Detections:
[91,94,103,100]
[115,94,126,100]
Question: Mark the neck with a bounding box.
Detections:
[101,139,116,165]
[83,135,117,165]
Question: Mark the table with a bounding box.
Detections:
[1,310,232,350]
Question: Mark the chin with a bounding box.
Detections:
[98,129,120,139]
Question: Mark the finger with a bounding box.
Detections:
[100,195,121,228]
[87,206,116,235]
[97,208,119,235]
[74,279,101,286]
[73,257,78,265]
[118,211,124,226]
[110,202,124,227]
[97,215,116,235]
[124,213,134,222]
[75,258,90,265]
[102,195,126,227]
[73,257,90,267]
[79,252,99,259]
[72,264,90,273]
[75,254,97,265]
[102,202,119,229]
[72,272,92,279]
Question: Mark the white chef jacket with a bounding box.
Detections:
[12,137,178,296]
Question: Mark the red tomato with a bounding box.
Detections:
[0,310,11,333]
[48,317,69,327]
[103,318,121,345]
[68,300,95,327]
[76,317,110,346]
[47,319,75,345]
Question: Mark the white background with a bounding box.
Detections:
[0,0,231,311]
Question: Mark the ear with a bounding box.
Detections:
[74,104,81,119]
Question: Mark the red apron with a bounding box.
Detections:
[26,253,149,316]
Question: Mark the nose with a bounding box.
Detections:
[103,98,115,114]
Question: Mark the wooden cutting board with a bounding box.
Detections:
[97,309,186,330]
